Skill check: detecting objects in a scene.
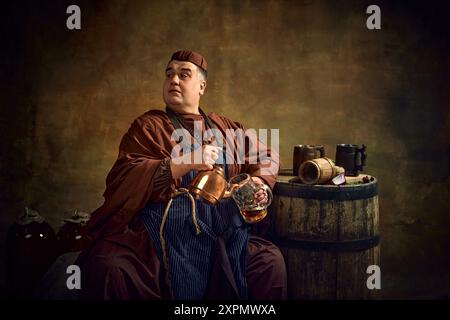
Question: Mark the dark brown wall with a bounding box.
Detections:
[1,0,449,298]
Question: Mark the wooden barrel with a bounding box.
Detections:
[271,174,380,299]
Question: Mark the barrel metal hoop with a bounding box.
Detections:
[274,180,377,201]
[274,235,380,252]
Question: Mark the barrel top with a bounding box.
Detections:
[274,173,378,201]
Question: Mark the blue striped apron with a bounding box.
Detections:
[139,143,249,299]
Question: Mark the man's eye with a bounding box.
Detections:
[181,73,188,78]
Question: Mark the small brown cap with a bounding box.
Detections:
[168,50,208,74]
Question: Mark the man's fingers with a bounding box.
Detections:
[203,154,217,164]
[251,177,264,186]
[198,163,213,171]
[202,145,219,164]
[254,189,266,197]
[204,145,219,153]
[256,196,268,205]
[211,152,219,160]
[255,195,267,202]
[209,146,218,152]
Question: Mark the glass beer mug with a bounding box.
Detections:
[229,173,273,224]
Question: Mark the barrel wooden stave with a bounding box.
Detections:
[272,176,380,300]
[337,245,380,299]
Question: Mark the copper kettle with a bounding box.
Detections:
[189,165,240,206]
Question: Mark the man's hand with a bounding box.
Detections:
[252,176,269,205]
[198,144,219,170]
[170,144,219,179]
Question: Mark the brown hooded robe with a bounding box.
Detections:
[76,109,287,300]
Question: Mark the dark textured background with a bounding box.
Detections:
[1,0,449,298]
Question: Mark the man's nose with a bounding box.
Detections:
[170,74,180,85]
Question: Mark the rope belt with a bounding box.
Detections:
[160,188,202,294]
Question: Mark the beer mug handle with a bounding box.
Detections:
[260,184,273,207]
[356,144,367,171]
[317,146,325,158]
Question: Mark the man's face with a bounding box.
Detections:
[163,60,206,109]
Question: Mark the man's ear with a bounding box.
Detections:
[199,80,207,96]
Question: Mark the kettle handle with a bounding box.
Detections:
[356,144,367,171]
